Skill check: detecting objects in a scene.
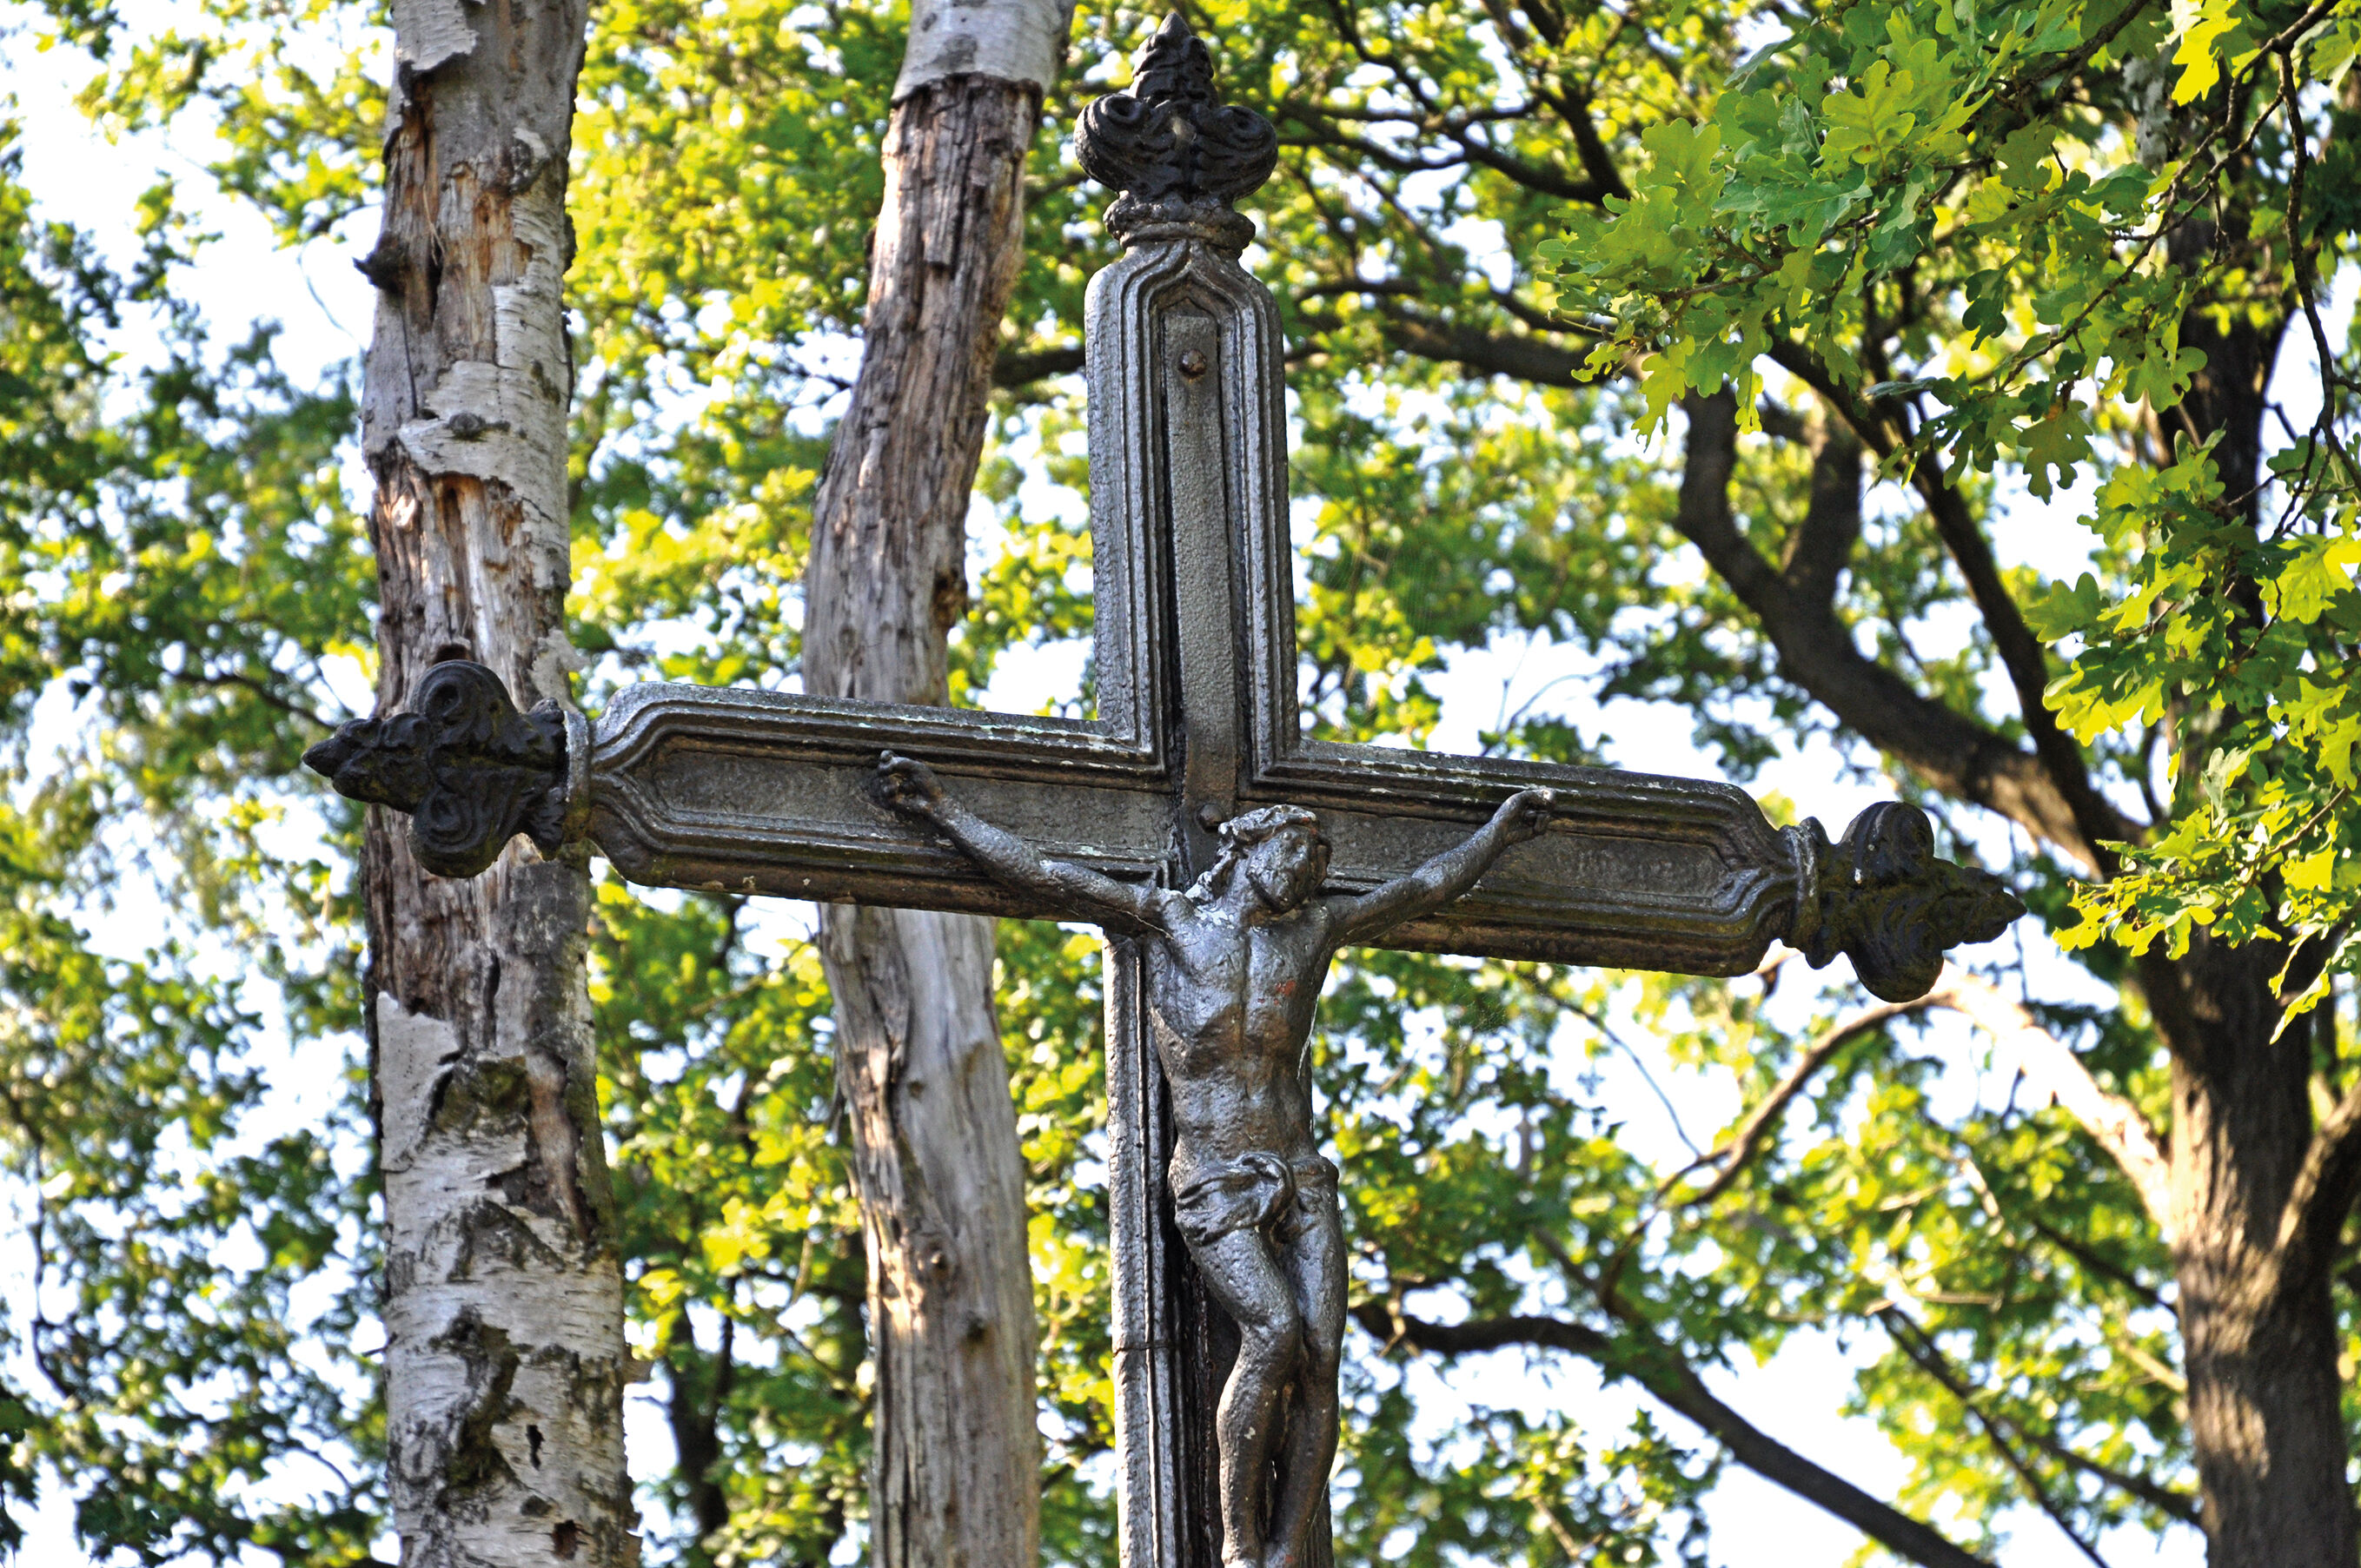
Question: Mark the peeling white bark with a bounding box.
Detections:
[359,0,628,1560]
[391,0,478,73]
[380,990,630,1568]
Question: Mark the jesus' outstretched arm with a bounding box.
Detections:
[1325,786,1555,944]
[875,751,1168,936]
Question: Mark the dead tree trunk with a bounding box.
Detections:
[357,6,631,1565]
[801,3,1071,1565]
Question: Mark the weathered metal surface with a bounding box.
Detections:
[567,676,1818,969]
[582,682,1166,908]
[302,659,572,878]
[1075,10,1277,251]
[1792,801,2022,1002]
[875,749,1555,1568]
[299,17,2027,1568]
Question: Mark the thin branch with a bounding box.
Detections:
[1993,0,2157,110]
[1663,996,1929,1207]
[1882,1307,2186,1551]
[1351,1303,1998,1568]
[188,668,335,731]
[2022,1213,2167,1312]
[1561,999,1704,1157]
[992,343,1084,387]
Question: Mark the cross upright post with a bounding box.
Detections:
[307,16,2023,1566]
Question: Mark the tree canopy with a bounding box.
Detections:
[3,0,2358,1564]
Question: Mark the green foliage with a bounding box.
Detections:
[2032,440,2361,987]
[16,0,2354,1561]
[1536,0,2361,1008]
[0,104,381,1564]
[594,888,868,1565]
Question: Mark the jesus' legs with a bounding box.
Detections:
[1191,1225,1304,1568]
[1260,1164,1344,1568]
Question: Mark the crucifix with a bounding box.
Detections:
[307,15,2022,1567]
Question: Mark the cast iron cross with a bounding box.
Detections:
[308,17,2020,1567]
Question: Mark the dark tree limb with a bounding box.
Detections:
[1373,311,1593,384]
[1352,1304,1998,1568]
[1755,395,1812,442]
[993,342,1084,387]
[1904,446,2132,874]
[1758,346,2135,869]
[2272,1072,2361,1298]
[1353,308,2128,874]
[1780,421,1864,609]
[1536,85,1630,203]
[665,1312,735,1545]
[1670,391,2109,874]
[1353,320,2119,873]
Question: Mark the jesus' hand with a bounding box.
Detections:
[875,751,948,819]
[1491,786,1556,844]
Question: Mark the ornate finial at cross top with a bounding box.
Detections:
[1077,10,1278,249]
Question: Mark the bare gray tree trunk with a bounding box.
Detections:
[803,3,1071,1563]
[356,4,632,1563]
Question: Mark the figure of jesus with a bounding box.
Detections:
[875,752,1555,1568]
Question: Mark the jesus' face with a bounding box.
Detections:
[1243,821,1330,913]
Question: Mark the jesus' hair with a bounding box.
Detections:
[1183,804,1325,904]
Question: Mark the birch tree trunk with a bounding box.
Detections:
[802,3,1071,1563]
[356,4,632,1564]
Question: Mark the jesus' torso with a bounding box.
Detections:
[1138,890,1340,1189]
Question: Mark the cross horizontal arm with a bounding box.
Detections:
[307,665,1178,917]
[1252,737,1798,972]
[1254,738,2020,997]
[588,684,1179,912]
[307,661,2024,1002]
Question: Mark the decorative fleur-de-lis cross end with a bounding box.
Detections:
[1076,10,1279,252]
[303,659,587,878]
[308,16,2022,1568]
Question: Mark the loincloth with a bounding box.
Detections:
[1171,1151,1339,1250]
